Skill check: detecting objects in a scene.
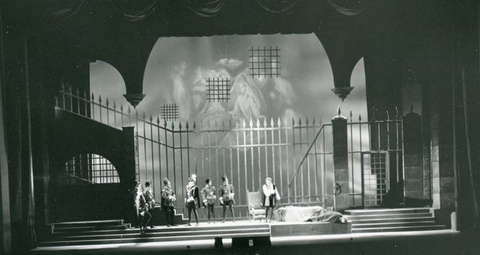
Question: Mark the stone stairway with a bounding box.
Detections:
[344,208,447,233]
[39,220,270,247]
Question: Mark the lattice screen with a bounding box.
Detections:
[249,46,281,78]
[362,152,389,207]
[206,77,230,102]
[161,103,179,121]
[59,154,120,185]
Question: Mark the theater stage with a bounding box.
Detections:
[31,228,464,255]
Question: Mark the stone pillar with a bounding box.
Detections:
[121,126,137,224]
[403,110,430,206]
[0,62,12,254]
[332,109,350,211]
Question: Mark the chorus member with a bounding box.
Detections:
[161,178,177,227]
[219,176,235,223]
[185,178,201,226]
[135,183,152,234]
[144,181,156,229]
[201,178,216,223]
[262,177,280,223]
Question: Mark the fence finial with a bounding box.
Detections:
[98,95,102,104]
[256,118,260,128]
[312,117,316,125]
[149,114,153,122]
[337,105,341,116]
[186,121,189,130]
[386,110,390,120]
[305,117,309,125]
[242,119,246,128]
[270,117,274,127]
[249,118,253,128]
[410,104,414,113]
[359,113,362,121]
[106,98,109,107]
[298,117,302,126]
[277,117,282,127]
[113,101,116,110]
[395,106,399,118]
[292,118,295,126]
[350,110,353,119]
[179,121,182,129]
[263,118,267,127]
[157,116,160,125]
[193,121,197,130]
[91,92,95,101]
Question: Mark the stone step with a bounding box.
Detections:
[345,212,432,220]
[52,219,124,229]
[51,227,269,241]
[51,222,268,236]
[349,216,435,224]
[344,208,431,216]
[352,221,437,229]
[352,224,447,233]
[53,223,131,233]
[38,231,270,247]
[52,224,270,238]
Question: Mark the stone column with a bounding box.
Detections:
[332,109,350,211]
[403,109,430,206]
[0,62,12,254]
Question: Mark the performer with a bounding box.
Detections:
[262,177,280,223]
[201,178,216,223]
[185,178,201,226]
[219,176,235,223]
[161,178,177,227]
[130,181,140,228]
[144,181,155,229]
[135,183,152,234]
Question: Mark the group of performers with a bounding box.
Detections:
[134,174,280,232]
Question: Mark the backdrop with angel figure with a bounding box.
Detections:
[91,34,367,125]
[89,34,370,215]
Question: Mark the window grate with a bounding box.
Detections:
[59,154,120,185]
[161,103,179,121]
[362,152,389,207]
[249,46,281,78]
[206,77,230,102]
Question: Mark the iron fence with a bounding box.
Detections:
[55,85,403,218]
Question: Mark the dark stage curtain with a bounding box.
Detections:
[47,0,86,19]
[114,0,159,21]
[255,0,299,13]
[184,0,226,17]
[327,0,371,16]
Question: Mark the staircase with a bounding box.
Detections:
[344,208,447,233]
[39,220,270,247]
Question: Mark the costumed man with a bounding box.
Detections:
[161,178,177,227]
[219,176,235,223]
[144,181,155,229]
[135,183,152,234]
[185,177,201,226]
[262,177,280,223]
[201,178,217,224]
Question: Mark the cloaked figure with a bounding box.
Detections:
[229,73,266,121]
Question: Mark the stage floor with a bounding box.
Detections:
[30,219,463,255]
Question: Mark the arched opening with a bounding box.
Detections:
[53,153,125,222]
[58,153,121,185]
